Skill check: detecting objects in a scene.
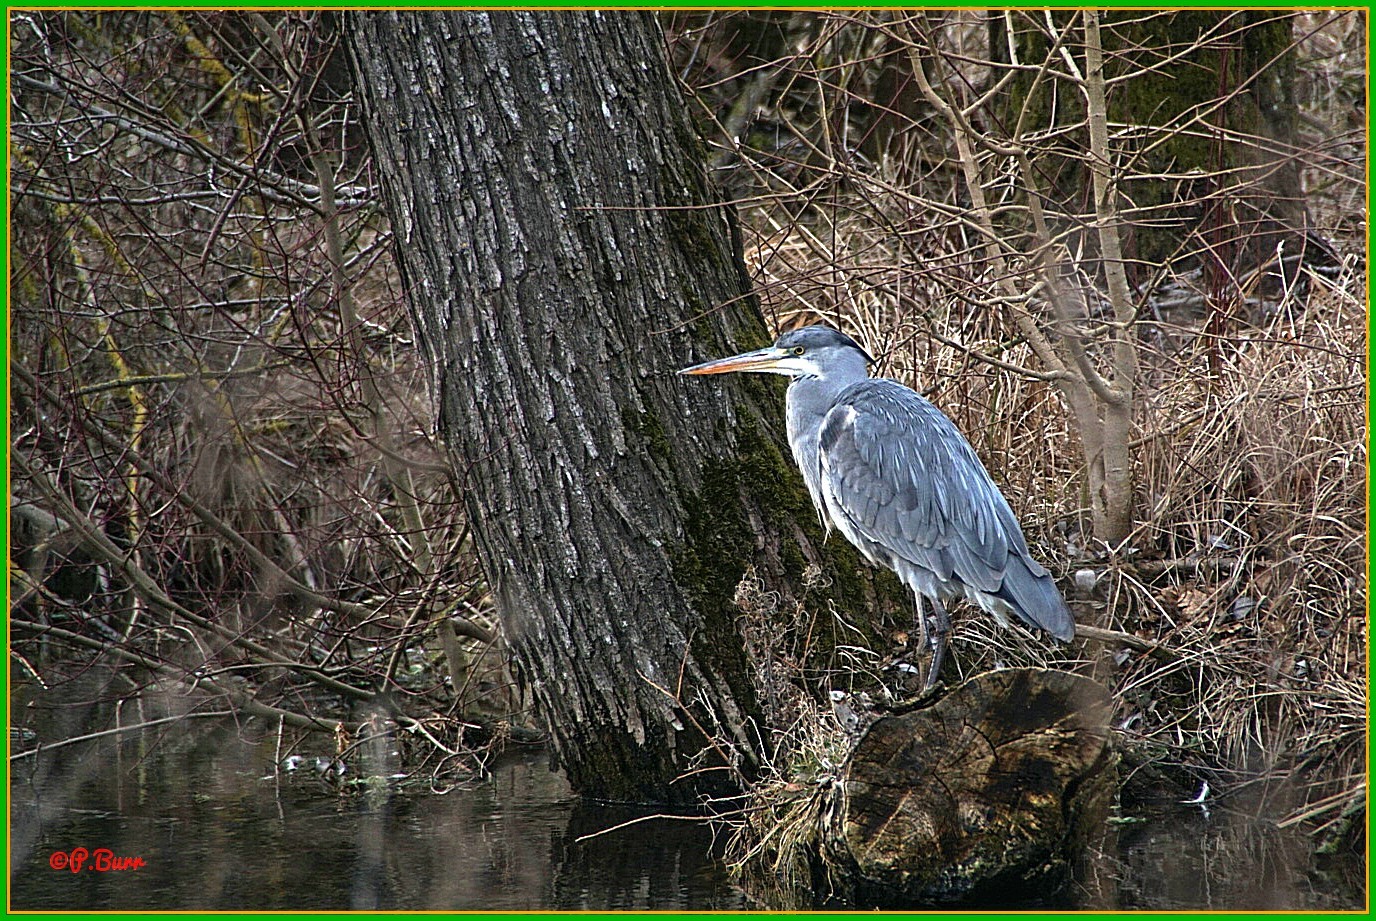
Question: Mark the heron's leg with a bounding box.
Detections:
[911,594,930,659]
[922,598,952,692]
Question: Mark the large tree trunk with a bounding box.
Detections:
[346,11,887,803]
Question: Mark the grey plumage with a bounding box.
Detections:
[680,325,1074,689]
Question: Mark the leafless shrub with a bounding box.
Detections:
[670,8,1366,841]
[9,11,516,781]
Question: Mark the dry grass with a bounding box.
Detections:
[691,9,1367,859]
[725,565,854,905]
[1115,265,1367,832]
[732,215,1365,840]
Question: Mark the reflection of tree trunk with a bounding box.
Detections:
[557,802,731,906]
[347,11,890,803]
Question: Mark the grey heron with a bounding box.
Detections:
[680,325,1074,690]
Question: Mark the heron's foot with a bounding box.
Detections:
[880,674,947,714]
[916,672,945,699]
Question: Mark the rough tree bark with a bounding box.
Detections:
[346,11,888,803]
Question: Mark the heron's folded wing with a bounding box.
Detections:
[818,382,1025,594]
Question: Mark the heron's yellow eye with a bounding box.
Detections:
[792,346,805,356]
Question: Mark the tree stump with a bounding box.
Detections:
[830,668,1116,907]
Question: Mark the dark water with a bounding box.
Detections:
[9,687,1364,911]
[1075,795,1364,911]
[10,689,742,911]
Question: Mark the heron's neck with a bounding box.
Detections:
[785,371,866,520]
[785,371,866,450]
[788,368,867,409]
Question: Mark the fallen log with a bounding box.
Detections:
[819,668,1117,907]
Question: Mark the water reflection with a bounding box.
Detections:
[9,684,1362,911]
[10,700,743,910]
[1076,794,1363,911]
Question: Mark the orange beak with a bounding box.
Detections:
[678,346,788,376]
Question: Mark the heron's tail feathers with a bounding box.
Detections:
[998,554,1075,641]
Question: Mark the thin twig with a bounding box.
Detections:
[10,711,236,761]
[574,812,710,844]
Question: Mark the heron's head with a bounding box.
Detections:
[678,325,875,382]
